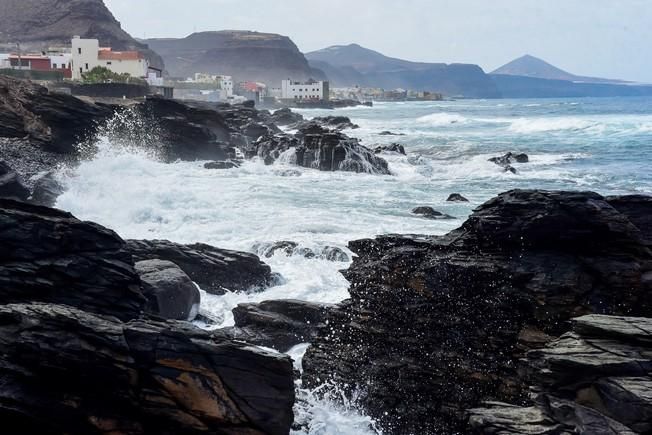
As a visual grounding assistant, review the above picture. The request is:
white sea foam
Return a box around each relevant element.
[416,112,468,126]
[507,117,598,133]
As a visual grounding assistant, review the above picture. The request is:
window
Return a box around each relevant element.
[106,61,112,65]
[79,67,83,74]
[85,63,89,70]
[78,48,82,55]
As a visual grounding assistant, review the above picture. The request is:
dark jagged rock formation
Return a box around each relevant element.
[411,206,455,220]
[218,300,333,352]
[607,194,652,246]
[135,259,200,321]
[0,199,145,321]
[0,0,163,68]
[250,130,390,174]
[447,193,469,202]
[0,75,113,154]
[489,152,529,174]
[269,108,304,126]
[290,116,359,131]
[28,171,65,207]
[253,241,350,262]
[374,143,406,155]
[0,161,30,201]
[469,314,652,434]
[204,160,241,170]
[302,190,652,434]
[0,303,294,435]
[126,239,276,295]
[146,31,321,83]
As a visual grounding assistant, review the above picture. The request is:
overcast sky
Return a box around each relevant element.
[104,0,652,82]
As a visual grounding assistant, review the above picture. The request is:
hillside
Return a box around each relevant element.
[146,31,324,84]
[491,54,627,84]
[0,0,163,68]
[305,44,499,98]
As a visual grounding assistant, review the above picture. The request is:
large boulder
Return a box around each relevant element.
[135,259,201,321]
[0,302,295,435]
[302,190,652,434]
[252,131,390,174]
[269,108,303,126]
[469,314,652,434]
[126,239,276,295]
[290,116,359,131]
[607,194,652,246]
[0,199,145,321]
[219,299,333,352]
[28,171,65,207]
[0,161,30,201]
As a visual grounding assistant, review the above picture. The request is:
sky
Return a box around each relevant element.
[104,0,652,82]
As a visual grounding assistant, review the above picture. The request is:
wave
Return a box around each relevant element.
[507,117,598,134]
[416,112,468,126]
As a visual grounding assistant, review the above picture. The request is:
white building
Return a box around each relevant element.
[281,79,329,101]
[0,53,10,69]
[193,73,234,97]
[71,36,149,80]
[49,53,71,71]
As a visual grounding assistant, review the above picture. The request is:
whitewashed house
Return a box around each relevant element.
[71,36,149,80]
[281,79,329,101]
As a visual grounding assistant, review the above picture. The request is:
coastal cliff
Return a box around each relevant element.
[145,31,323,83]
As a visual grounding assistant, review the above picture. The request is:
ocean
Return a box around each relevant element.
[56,96,652,434]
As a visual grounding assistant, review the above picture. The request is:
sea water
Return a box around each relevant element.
[56,97,652,434]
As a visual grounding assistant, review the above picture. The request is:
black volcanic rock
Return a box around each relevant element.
[0,0,163,69]
[218,300,333,352]
[469,314,652,434]
[411,206,454,219]
[447,193,469,202]
[0,75,113,154]
[126,239,276,295]
[0,199,145,321]
[135,259,201,321]
[28,171,65,207]
[607,195,652,246]
[0,302,294,435]
[204,160,241,170]
[291,116,359,131]
[254,241,350,262]
[146,31,321,84]
[374,143,406,155]
[269,108,304,126]
[0,161,30,201]
[252,131,390,174]
[302,190,652,434]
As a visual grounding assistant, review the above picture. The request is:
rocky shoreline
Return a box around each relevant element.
[1,75,651,434]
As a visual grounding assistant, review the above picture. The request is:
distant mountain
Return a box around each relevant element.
[491,55,627,85]
[146,31,324,84]
[305,44,500,98]
[0,0,163,69]
[491,74,652,98]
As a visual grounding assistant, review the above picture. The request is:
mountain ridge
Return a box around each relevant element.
[305,44,500,98]
[491,54,628,85]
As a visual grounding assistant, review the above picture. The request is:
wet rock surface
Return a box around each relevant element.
[290,115,359,131]
[302,190,652,434]
[374,143,406,155]
[254,241,350,262]
[411,206,455,219]
[204,160,242,170]
[135,259,201,321]
[469,314,652,434]
[447,192,470,202]
[269,108,304,126]
[0,199,145,321]
[489,152,529,174]
[0,303,295,435]
[127,239,276,295]
[218,300,333,352]
[251,131,390,174]
[0,161,30,201]
[28,171,65,207]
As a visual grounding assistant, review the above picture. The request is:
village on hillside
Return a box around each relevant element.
[0,36,443,108]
